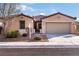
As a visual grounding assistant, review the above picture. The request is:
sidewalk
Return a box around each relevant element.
[0,42,79,48]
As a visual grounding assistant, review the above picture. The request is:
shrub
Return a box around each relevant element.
[0,26,2,34]
[22,33,27,37]
[34,37,41,41]
[6,32,11,38]
[76,25,79,32]
[6,30,19,38]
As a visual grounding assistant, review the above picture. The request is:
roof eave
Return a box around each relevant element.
[42,12,76,20]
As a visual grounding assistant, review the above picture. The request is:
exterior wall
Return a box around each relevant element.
[5,15,34,34]
[42,14,76,34]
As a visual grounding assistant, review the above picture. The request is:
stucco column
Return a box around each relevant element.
[28,23,32,39]
[42,21,46,34]
[71,22,76,34]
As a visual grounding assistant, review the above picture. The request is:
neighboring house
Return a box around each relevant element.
[33,15,46,33]
[75,21,79,32]
[5,13,34,35]
[75,21,79,25]
[42,12,76,34]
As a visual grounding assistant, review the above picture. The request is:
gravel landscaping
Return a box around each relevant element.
[0,34,48,42]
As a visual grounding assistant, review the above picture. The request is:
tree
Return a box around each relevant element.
[0,3,20,34]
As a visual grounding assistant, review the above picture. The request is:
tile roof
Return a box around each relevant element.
[42,12,76,20]
[33,15,46,21]
[0,13,33,20]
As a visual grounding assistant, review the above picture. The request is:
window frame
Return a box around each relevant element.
[19,20,25,29]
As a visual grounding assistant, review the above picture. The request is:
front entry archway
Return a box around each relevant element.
[34,21,41,33]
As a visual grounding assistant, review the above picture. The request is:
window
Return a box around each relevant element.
[20,20,25,29]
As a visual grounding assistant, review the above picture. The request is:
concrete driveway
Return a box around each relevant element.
[47,34,79,45]
[0,34,79,48]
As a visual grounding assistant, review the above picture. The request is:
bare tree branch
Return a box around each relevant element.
[0,3,21,34]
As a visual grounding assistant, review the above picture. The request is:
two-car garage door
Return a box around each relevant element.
[46,22,71,34]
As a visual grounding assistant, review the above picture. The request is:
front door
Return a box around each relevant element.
[35,22,40,33]
[34,21,42,33]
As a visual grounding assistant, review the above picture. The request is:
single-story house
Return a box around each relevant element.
[0,12,77,35]
[5,13,34,35]
[42,12,76,34]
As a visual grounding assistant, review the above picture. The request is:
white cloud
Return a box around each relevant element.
[21,5,26,11]
[52,9,57,13]
[76,17,79,21]
[16,5,34,11]
[40,13,45,15]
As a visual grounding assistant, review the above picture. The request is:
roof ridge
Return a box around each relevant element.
[42,12,76,20]
[0,13,33,19]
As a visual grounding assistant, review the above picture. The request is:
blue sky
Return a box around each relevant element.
[19,3,79,20]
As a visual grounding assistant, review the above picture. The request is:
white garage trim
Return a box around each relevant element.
[46,22,71,34]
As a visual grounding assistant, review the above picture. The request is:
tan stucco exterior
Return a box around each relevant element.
[42,13,76,34]
[5,14,34,34]
[1,13,76,34]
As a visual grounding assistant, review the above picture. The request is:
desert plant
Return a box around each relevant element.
[34,37,41,41]
[76,25,79,32]
[6,30,19,38]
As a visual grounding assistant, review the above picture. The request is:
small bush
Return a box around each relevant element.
[34,37,41,41]
[0,26,2,34]
[22,33,27,37]
[6,30,19,38]
[76,25,79,32]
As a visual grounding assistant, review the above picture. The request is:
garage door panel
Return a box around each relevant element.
[46,22,70,34]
